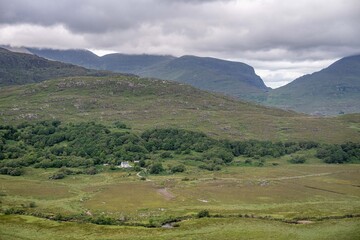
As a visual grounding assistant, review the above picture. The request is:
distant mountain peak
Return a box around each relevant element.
[0,45,33,55]
[265,54,360,115]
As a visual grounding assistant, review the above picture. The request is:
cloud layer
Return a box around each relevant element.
[1,0,359,88]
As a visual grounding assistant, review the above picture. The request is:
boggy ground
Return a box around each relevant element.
[0,162,359,239]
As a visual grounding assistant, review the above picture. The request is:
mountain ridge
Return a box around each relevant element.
[26,47,269,102]
[3,46,360,115]
[0,47,116,86]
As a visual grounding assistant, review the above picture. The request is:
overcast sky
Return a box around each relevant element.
[0,0,359,88]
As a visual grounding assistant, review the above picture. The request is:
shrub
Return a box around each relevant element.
[149,163,164,174]
[170,164,186,173]
[0,167,23,176]
[203,147,234,163]
[109,165,117,170]
[198,164,221,171]
[29,202,37,208]
[256,161,264,167]
[289,156,306,164]
[244,159,252,164]
[49,173,65,180]
[160,152,173,159]
[148,218,161,228]
[91,215,116,225]
[133,165,142,172]
[138,159,146,167]
[114,121,128,129]
[53,213,64,221]
[84,167,97,175]
[4,208,25,215]
[58,168,76,175]
[197,209,210,218]
[182,149,191,155]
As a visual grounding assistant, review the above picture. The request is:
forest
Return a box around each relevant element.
[0,120,359,177]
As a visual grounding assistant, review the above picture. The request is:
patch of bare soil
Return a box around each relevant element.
[297,220,314,224]
[157,188,175,200]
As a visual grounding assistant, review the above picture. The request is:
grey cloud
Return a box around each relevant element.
[1,0,359,51]
[0,0,359,87]
[0,0,154,33]
[160,0,233,3]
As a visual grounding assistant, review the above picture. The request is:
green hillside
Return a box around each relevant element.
[101,53,176,73]
[24,48,360,115]
[139,55,269,101]
[27,48,101,69]
[265,55,360,115]
[0,47,113,86]
[0,75,359,143]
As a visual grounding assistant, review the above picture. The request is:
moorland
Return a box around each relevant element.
[0,49,359,240]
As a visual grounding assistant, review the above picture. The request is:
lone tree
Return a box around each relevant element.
[197,209,210,218]
[149,163,164,174]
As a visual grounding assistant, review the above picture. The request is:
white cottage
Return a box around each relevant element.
[119,161,132,168]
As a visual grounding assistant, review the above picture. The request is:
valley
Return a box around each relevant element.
[0,46,359,240]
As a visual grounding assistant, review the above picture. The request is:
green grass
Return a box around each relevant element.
[1,215,359,240]
[1,164,359,219]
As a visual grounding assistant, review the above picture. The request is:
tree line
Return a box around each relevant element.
[0,121,359,176]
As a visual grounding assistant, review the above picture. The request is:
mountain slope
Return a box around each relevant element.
[139,55,269,101]
[0,75,358,143]
[0,47,113,86]
[100,53,175,73]
[265,55,360,115]
[26,48,268,101]
[28,48,101,69]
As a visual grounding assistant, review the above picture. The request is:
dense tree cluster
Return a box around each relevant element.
[0,121,359,176]
[0,121,146,174]
[316,142,360,163]
[141,128,216,153]
[227,140,319,158]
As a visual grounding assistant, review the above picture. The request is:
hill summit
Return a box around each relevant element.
[0,47,113,86]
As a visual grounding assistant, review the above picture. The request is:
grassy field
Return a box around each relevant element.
[1,215,359,240]
[1,160,359,239]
